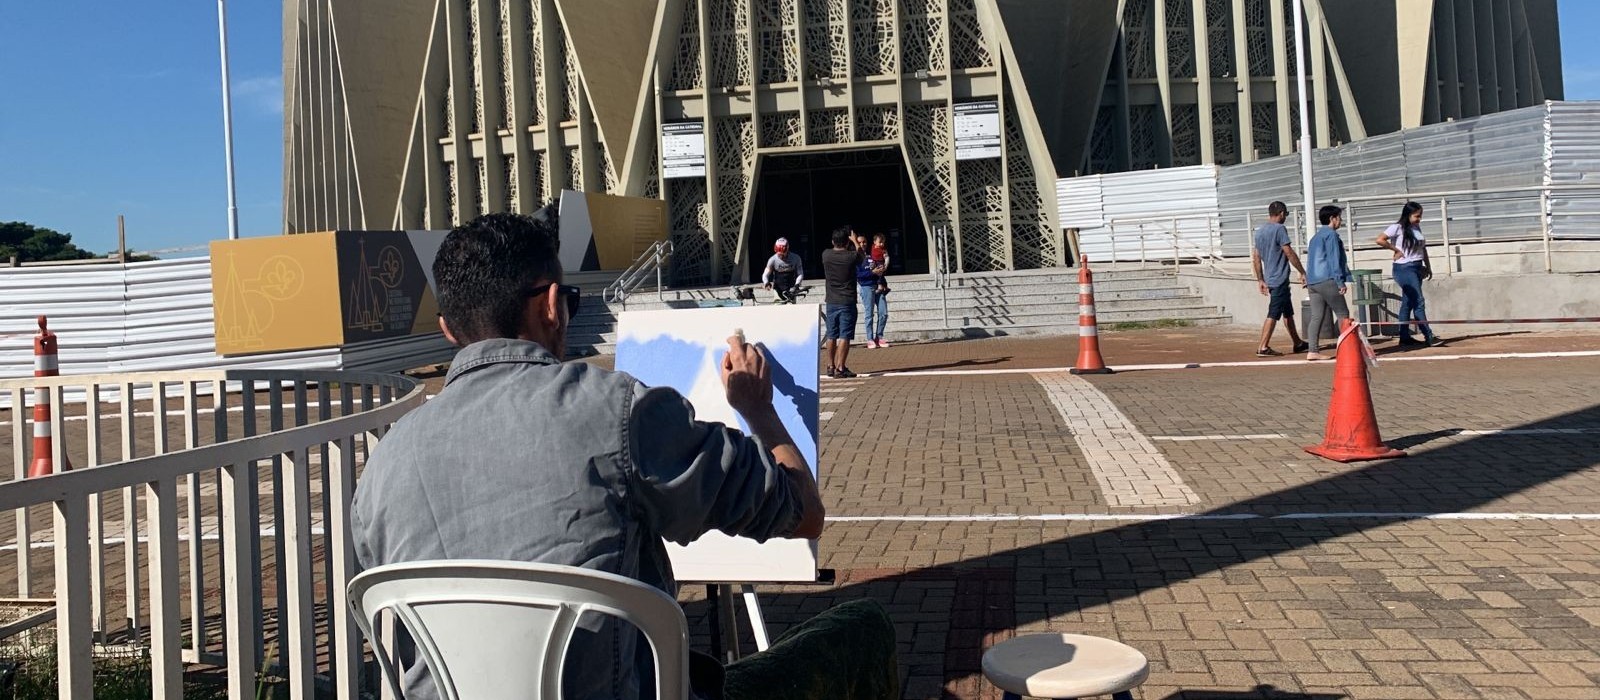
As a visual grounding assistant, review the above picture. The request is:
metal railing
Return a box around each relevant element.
[1103,216,1228,272]
[932,224,953,328]
[603,240,675,306]
[1098,184,1600,276]
[1332,185,1600,275]
[1,369,425,698]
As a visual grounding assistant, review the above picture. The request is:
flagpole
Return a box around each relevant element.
[1292,0,1314,245]
[218,0,241,240]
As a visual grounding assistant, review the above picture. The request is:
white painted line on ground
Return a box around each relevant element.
[1034,373,1200,507]
[1458,428,1596,435]
[847,349,1600,379]
[828,512,1600,523]
[819,411,835,421]
[829,514,1254,522]
[824,387,857,394]
[820,397,846,404]
[1150,433,1287,441]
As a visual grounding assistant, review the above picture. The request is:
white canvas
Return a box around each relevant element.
[615,304,821,583]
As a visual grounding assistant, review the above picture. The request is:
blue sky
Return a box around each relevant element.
[2,3,1597,255]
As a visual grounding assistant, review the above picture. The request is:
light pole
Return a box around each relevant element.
[1291,0,1314,245]
[217,0,241,240]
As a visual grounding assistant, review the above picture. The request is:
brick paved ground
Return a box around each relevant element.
[5,326,1599,698]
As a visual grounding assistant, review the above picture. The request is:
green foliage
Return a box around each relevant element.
[1103,318,1195,331]
[0,646,232,700]
[2,647,151,699]
[0,221,100,263]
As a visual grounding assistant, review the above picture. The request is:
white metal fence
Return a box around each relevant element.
[1,368,425,697]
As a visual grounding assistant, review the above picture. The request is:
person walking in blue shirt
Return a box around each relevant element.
[1303,205,1352,361]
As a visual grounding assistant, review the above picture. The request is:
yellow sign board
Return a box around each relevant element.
[211,230,445,357]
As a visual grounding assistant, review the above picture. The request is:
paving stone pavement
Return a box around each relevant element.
[9,328,1598,698]
[1034,372,1200,508]
[727,350,1600,699]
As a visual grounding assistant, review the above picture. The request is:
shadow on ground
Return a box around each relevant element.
[1162,687,1345,699]
[683,402,1600,698]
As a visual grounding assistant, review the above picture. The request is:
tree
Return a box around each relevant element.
[1,221,101,263]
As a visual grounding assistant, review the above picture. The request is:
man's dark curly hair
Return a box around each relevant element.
[433,203,563,344]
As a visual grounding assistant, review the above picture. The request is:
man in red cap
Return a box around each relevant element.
[761,237,804,304]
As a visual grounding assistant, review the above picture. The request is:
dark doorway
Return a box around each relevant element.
[747,147,928,283]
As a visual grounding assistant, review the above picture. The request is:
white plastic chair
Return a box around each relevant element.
[347,560,691,700]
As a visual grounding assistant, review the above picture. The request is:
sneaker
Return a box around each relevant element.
[836,367,857,379]
[1306,353,1329,361]
[1292,341,1309,354]
[1426,336,1446,346]
[1256,347,1282,357]
[1397,336,1423,347]
[826,366,837,378]
[876,339,890,348]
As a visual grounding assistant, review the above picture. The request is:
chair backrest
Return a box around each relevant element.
[347,560,691,700]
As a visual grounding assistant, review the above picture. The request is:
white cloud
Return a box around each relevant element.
[232,75,283,117]
[616,304,821,347]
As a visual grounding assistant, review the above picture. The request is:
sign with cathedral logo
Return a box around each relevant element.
[334,232,443,344]
[211,230,446,356]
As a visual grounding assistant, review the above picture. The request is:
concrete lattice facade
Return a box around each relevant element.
[285,0,1562,282]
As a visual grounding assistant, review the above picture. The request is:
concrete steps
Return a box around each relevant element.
[568,267,1229,356]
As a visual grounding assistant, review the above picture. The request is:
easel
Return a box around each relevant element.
[701,569,836,663]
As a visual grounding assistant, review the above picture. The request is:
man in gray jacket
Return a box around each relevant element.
[352,210,897,699]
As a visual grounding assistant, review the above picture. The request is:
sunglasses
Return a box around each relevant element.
[528,282,582,318]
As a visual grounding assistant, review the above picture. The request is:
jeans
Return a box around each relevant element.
[860,284,888,340]
[1307,280,1351,352]
[1392,261,1434,340]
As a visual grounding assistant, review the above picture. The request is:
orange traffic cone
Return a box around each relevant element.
[29,315,71,478]
[1070,255,1112,375]
[1305,318,1404,462]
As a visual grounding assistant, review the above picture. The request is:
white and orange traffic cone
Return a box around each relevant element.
[1304,318,1404,462]
[28,315,70,478]
[1070,255,1112,375]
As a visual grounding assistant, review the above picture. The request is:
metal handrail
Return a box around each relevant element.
[1,369,425,698]
[1099,182,1600,275]
[603,239,675,306]
[1103,216,1226,272]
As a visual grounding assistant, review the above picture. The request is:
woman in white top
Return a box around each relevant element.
[1375,201,1441,346]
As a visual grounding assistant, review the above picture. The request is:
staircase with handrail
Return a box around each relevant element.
[603,240,675,306]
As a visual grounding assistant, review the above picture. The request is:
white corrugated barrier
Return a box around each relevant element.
[1,256,453,403]
[1056,165,1221,264]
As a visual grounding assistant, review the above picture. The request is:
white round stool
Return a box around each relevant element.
[981,633,1149,700]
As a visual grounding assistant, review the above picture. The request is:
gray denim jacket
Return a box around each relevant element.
[351,338,802,699]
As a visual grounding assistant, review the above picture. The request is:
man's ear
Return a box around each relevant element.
[530,283,562,331]
[438,315,461,346]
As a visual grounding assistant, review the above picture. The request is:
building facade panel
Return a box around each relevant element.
[286,0,1562,283]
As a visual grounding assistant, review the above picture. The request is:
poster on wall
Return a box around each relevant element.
[661,121,707,178]
[953,100,1001,161]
